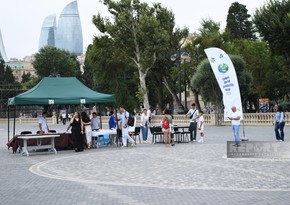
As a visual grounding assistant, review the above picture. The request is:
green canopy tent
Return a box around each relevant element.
[7,77,115,141]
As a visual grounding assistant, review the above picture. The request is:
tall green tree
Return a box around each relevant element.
[33,46,81,78]
[4,65,15,84]
[93,0,177,109]
[84,36,139,112]
[225,2,256,40]
[253,0,290,70]
[21,72,32,84]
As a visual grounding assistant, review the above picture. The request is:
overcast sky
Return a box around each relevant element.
[0,0,266,59]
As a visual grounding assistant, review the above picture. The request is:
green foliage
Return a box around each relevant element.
[0,60,16,85]
[33,46,81,78]
[225,2,256,40]
[92,0,186,108]
[253,0,290,69]
[84,36,139,112]
[21,72,32,84]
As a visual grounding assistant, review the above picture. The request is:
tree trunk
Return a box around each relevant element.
[163,76,183,110]
[139,70,150,109]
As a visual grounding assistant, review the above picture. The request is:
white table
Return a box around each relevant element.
[92,129,117,148]
[18,134,60,156]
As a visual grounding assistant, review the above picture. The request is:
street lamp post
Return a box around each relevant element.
[171,48,189,109]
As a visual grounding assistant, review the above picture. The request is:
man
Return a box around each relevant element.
[228,106,241,146]
[39,111,49,134]
[61,111,66,125]
[91,112,100,131]
[186,103,199,142]
[119,105,134,147]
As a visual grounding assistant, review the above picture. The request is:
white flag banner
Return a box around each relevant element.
[204,47,243,121]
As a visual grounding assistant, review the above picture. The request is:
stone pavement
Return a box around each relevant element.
[0,123,289,205]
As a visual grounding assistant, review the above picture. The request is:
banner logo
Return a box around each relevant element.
[218,63,229,74]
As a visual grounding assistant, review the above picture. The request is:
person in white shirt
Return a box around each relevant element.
[140,109,149,143]
[228,106,241,146]
[274,106,285,141]
[61,111,67,125]
[197,111,205,143]
[147,108,152,124]
[120,105,134,147]
[186,103,200,142]
[38,111,49,134]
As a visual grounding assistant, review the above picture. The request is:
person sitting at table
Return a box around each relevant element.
[38,111,49,134]
[91,112,100,131]
[81,111,92,149]
[70,112,84,152]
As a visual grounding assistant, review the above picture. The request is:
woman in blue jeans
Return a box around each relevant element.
[140,109,149,143]
[275,106,285,141]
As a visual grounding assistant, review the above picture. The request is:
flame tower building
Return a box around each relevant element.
[0,28,8,62]
[38,1,83,55]
[55,0,83,55]
[38,14,57,49]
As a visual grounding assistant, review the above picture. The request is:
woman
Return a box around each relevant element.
[81,111,92,149]
[140,109,149,143]
[70,112,84,152]
[275,106,285,141]
[162,109,172,146]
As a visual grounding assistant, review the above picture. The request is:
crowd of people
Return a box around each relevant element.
[37,103,287,152]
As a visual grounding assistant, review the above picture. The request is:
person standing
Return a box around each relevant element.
[228,106,241,146]
[61,111,66,125]
[119,105,134,147]
[81,111,92,149]
[70,112,84,152]
[162,109,172,146]
[140,109,149,143]
[109,110,117,129]
[197,111,205,143]
[38,111,49,134]
[186,103,199,142]
[275,106,285,141]
[147,108,152,124]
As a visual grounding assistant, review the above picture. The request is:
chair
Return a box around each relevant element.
[172,127,181,143]
[133,127,141,144]
[180,127,190,143]
[150,126,164,144]
[20,131,32,135]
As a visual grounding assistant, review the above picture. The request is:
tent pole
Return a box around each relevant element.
[98,104,102,129]
[13,106,16,137]
[8,106,10,143]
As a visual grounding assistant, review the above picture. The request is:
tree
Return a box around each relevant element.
[253,0,290,70]
[33,46,81,78]
[225,2,256,40]
[93,0,177,109]
[84,36,139,112]
[21,72,32,84]
[4,65,15,84]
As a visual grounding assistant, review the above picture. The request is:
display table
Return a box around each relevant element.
[18,134,60,156]
[92,129,117,148]
[7,133,87,153]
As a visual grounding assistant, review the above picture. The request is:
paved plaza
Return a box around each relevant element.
[0,123,289,205]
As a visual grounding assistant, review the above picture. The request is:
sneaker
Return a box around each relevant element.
[171,143,175,146]
[121,145,126,148]
[198,139,204,143]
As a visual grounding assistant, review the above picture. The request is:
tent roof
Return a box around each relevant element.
[8,77,115,106]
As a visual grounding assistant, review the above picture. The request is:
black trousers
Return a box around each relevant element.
[189,122,197,141]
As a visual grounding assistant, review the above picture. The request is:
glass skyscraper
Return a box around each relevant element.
[0,28,8,62]
[38,1,83,55]
[55,0,83,55]
[38,14,57,49]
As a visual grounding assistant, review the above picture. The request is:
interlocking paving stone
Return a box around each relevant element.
[0,124,289,205]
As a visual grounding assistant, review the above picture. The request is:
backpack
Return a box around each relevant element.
[126,112,135,126]
[162,116,170,129]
